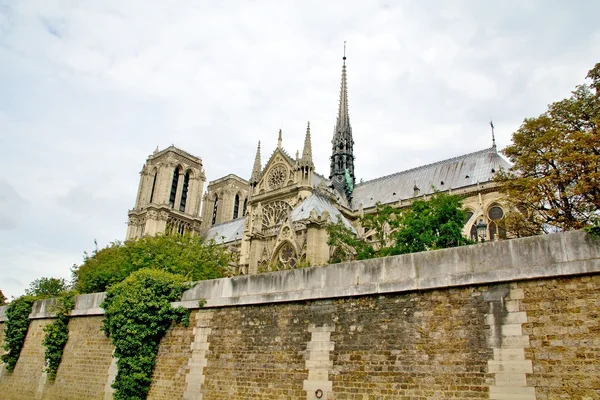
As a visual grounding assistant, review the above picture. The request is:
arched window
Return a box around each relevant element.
[487,205,507,240]
[169,167,181,208]
[211,195,219,225]
[233,193,240,219]
[243,198,248,217]
[179,171,190,212]
[149,171,158,203]
[464,211,474,225]
[470,223,478,242]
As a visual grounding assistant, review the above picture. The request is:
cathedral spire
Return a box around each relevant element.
[330,42,355,200]
[300,121,314,168]
[250,141,262,185]
[336,42,350,130]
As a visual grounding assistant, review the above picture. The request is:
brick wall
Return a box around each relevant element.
[329,289,492,399]
[0,319,50,400]
[147,311,197,399]
[522,275,600,399]
[41,316,114,400]
[200,304,311,399]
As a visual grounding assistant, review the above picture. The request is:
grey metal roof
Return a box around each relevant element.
[312,172,330,187]
[205,218,245,244]
[352,147,510,210]
[291,194,356,232]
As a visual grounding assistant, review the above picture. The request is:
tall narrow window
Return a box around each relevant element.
[233,194,240,219]
[179,171,190,212]
[212,195,219,225]
[169,167,181,208]
[243,198,248,217]
[149,172,158,203]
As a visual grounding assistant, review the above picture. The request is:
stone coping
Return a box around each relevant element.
[0,230,598,321]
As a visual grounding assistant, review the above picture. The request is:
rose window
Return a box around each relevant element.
[278,243,297,269]
[267,165,287,190]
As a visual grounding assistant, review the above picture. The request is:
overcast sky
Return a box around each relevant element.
[0,0,598,298]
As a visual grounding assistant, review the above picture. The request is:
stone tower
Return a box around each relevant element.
[329,49,355,202]
[126,146,206,239]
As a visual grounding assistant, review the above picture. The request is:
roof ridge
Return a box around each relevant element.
[151,145,203,163]
[355,147,496,187]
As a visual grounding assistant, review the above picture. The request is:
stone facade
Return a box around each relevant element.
[0,231,598,400]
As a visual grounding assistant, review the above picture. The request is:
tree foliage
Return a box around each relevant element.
[495,62,600,234]
[328,193,472,263]
[101,269,193,400]
[0,289,6,306]
[1,296,35,372]
[25,277,69,299]
[72,234,231,294]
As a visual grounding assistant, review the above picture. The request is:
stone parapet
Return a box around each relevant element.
[1,230,598,322]
[177,230,599,308]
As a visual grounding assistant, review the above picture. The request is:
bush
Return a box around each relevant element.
[1,296,35,372]
[73,234,230,294]
[101,269,194,400]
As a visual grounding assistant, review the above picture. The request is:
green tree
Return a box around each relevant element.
[0,289,6,305]
[72,234,231,294]
[495,62,600,235]
[25,277,69,299]
[394,193,473,254]
[328,193,472,262]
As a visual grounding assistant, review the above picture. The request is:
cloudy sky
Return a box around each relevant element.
[0,0,598,298]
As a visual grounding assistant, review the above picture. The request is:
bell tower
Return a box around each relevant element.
[126,146,206,239]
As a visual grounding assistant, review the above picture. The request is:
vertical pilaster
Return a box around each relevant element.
[103,351,118,400]
[303,324,335,400]
[183,311,214,400]
[174,171,185,210]
[34,368,47,400]
[485,283,536,400]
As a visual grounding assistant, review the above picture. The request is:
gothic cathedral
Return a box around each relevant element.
[127,55,510,274]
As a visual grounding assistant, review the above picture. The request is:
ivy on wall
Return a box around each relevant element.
[42,292,76,381]
[1,296,35,372]
[101,268,193,400]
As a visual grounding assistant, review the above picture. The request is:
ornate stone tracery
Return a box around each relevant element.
[276,242,297,269]
[262,201,291,228]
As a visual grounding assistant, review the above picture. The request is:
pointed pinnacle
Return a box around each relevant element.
[301,121,314,168]
[336,60,350,131]
[250,141,262,183]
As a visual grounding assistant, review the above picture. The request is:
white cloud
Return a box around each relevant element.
[0,0,599,298]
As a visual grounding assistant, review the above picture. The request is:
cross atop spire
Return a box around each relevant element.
[250,141,262,185]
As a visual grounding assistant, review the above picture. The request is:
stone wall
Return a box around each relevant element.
[0,231,598,399]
